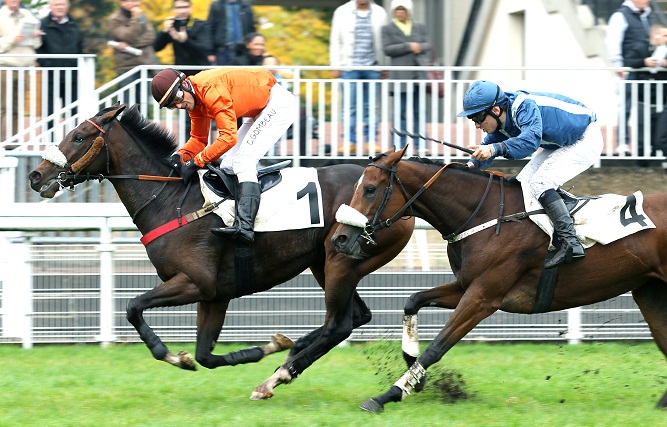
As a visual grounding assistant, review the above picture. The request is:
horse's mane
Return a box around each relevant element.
[114,105,179,160]
[403,156,520,186]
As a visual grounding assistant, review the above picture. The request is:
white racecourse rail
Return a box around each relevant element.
[0,203,650,349]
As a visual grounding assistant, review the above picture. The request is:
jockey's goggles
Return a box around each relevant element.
[165,89,184,109]
[468,109,489,124]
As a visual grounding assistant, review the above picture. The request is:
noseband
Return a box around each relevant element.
[54,118,111,191]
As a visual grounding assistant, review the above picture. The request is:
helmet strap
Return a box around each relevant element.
[487,106,503,131]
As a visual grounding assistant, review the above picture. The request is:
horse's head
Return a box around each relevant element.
[29,104,126,198]
[332,146,409,258]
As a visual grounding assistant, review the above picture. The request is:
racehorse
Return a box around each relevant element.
[28,104,414,400]
[331,146,667,412]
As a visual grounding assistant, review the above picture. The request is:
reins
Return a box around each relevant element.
[49,114,220,245]
[360,161,449,244]
[361,160,521,245]
[58,119,184,189]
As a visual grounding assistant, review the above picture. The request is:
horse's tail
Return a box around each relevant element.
[401,314,420,367]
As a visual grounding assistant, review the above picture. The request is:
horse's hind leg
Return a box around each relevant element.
[194,299,295,369]
[632,280,667,408]
[126,273,203,370]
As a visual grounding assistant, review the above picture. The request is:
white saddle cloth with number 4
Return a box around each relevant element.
[521,183,656,248]
[198,167,325,231]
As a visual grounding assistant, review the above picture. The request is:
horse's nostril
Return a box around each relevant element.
[335,234,348,246]
[29,171,41,184]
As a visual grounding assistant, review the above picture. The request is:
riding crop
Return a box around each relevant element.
[391,128,474,154]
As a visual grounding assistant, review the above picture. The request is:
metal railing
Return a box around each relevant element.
[2,59,666,161]
[0,205,650,348]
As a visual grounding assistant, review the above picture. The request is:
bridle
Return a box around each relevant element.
[359,159,499,245]
[47,117,184,220]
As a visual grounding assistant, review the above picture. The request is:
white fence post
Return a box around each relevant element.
[566,307,583,345]
[1,234,33,349]
[95,219,116,347]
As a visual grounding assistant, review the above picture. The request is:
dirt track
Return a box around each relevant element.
[495,165,667,197]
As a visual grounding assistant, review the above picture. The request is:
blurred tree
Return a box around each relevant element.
[23,1,335,88]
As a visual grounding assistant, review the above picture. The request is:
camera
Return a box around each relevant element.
[173,18,187,31]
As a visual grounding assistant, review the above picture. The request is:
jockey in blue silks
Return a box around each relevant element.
[458,80,603,268]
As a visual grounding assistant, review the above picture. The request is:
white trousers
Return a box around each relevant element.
[516,121,604,200]
[219,83,296,183]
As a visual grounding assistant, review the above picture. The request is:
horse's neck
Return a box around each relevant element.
[106,133,191,226]
[410,166,499,234]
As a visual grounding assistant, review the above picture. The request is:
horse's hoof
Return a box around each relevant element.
[249,389,274,400]
[359,398,384,414]
[272,333,295,350]
[178,350,197,371]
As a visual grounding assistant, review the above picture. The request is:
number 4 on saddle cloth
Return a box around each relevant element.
[199,162,325,232]
[521,184,656,248]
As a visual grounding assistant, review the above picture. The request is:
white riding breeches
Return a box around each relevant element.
[516,121,603,200]
[219,83,296,183]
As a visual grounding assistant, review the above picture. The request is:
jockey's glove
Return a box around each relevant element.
[180,159,198,184]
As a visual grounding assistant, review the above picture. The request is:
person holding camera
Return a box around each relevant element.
[154,0,211,72]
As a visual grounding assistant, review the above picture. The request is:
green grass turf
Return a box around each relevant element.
[0,341,664,426]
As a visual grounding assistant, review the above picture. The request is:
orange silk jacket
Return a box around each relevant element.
[177,67,277,166]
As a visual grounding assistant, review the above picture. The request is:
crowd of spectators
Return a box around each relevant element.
[2,0,667,161]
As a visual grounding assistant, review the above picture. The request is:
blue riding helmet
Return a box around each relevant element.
[457,80,507,117]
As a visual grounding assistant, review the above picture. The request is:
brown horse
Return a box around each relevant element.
[28,104,414,400]
[332,146,667,412]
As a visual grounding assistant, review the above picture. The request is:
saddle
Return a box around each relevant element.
[202,160,291,199]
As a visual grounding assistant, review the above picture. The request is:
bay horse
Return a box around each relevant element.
[28,104,414,400]
[331,146,667,412]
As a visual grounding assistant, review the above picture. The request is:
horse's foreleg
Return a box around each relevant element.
[362,289,498,413]
[251,286,357,400]
[631,280,667,408]
[194,300,295,370]
[401,281,465,370]
[126,273,202,370]
[283,291,371,363]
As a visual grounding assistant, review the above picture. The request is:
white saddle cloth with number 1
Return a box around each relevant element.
[198,167,325,231]
[521,183,656,248]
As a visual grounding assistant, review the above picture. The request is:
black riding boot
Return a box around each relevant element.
[211,182,261,242]
[539,189,585,268]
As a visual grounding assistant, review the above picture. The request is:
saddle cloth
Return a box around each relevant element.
[520,183,655,248]
[198,167,325,231]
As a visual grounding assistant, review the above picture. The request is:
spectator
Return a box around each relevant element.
[154,0,211,73]
[606,0,656,155]
[150,67,296,242]
[262,54,286,81]
[330,0,388,154]
[625,23,667,165]
[108,0,156,107]
[206,0,256,66]
[36,0,83,133]
[229,32,265,66]
[0,0,41,143]
[154,0,211,140]
[381,0,431,150]
[654,25,667,156]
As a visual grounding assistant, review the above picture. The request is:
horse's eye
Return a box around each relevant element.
[74,135,84,144]
[364,185,377,196]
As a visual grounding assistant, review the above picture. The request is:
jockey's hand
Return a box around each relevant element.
[469,145,493,162]
[180,159,198,184]
[166,153,182,171]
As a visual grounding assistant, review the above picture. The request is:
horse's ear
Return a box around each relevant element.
[99,104,127,125]
[396,145,409,160]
